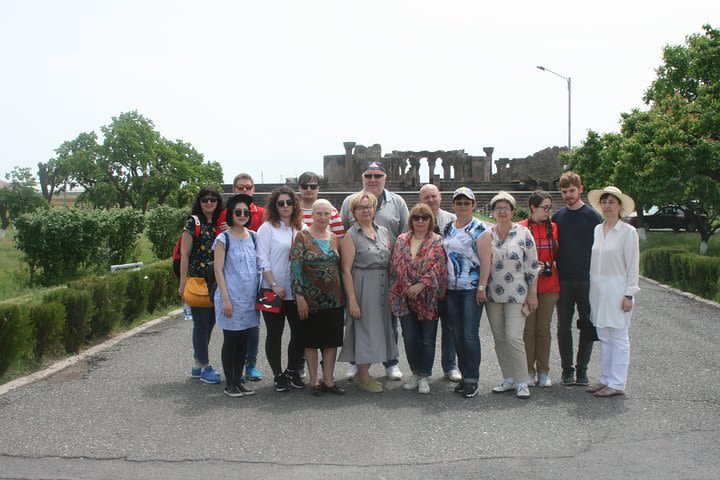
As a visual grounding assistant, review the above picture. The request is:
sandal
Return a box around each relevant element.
[323,382,347,395]
[594,386,624,397]
[310,383,325,397]
[586,382,607,393]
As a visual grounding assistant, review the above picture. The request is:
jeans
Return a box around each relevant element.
[263,300,305,375]
[556,280,594,373]
[445,289,483,382]
[382,316,400,368]
[399,313,438,377]
[191,306,216,365]
[438,301,458,373]
[245,326,259,365]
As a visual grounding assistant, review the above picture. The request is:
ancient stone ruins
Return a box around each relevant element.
[322,142,566,191]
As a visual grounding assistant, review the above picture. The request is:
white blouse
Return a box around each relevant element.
[256,220,305,300]
[589,221,640,328]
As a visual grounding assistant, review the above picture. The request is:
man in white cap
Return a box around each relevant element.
[419,184,461,382]
[340,161,409,380]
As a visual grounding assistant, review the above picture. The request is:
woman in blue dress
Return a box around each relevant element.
[213,194,261,398]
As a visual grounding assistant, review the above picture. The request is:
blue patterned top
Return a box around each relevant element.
[487,224,541,303]
[443,218,491,290]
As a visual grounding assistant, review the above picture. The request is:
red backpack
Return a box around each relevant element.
[172,215,201,278]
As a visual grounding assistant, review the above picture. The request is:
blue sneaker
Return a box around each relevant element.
[200,365,221,384]
[190,366,202,378]
[245,363,263,381]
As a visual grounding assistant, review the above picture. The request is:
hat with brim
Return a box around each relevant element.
[490,191,516,210]
[587,186,635,216]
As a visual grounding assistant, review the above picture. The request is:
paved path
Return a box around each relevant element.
[1,278,718,479]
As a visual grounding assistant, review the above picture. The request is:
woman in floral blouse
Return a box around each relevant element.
[486,191,541,400]
[390,203,448,394]
[290,199,346,396]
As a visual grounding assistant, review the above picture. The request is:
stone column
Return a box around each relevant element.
[409,158,421,188]
[483,147,494,182]
[343,142,356,179]
[427,157,437,183]
[441,158,451,180]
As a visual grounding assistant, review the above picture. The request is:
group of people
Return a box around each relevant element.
[178,164,639,400]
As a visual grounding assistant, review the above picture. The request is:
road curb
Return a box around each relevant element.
[640,275,720,309]
[0,308,181,396]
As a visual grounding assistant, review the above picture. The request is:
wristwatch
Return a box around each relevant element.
[624,295,633,300]
[477,285,486,291]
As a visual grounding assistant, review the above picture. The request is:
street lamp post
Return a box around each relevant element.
[537,65,571,150]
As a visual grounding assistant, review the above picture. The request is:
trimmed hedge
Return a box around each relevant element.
[0,304,33,375]
[0,261,181,376]
[640,247,720,302]
[145,205,188,261]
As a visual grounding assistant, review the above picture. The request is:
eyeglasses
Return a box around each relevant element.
[234,185,254,192]
[354,205,374,212]
[493,206,512,212]
[453,200,473,207]
[412,214,430,222]
[300,184,319,190]
[276,199,295,208]
[233,209,251,217]
[363,173,385,179]
[200,197,218,204]
[539,205,553,211]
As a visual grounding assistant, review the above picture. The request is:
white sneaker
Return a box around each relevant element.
[418,377,430,394]
[386,365,403,381]
[345,364,358,380]
[537,372,552,387]
[492,379,516,393]
[527,374,537,387]
[516,384,530,399]
[403,374,419,390]
[444,370,462,382]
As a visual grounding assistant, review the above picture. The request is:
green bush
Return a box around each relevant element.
[669,254,720,300]
[124,270,151,322]
[70,277,121,337]
[29,302,65,361]
[146,260,180,308]
[98,208,146,267]
[106,271,130,322]
[14,208,104,285]
[45,289,94,354]
[640,248,688,284]
[145,205,189,261]
[0,304,33,375]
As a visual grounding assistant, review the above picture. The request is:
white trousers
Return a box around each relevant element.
[596,312,631,391]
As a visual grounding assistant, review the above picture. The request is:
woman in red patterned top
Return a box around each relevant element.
[518,191,559,388]
[390,203,448,394]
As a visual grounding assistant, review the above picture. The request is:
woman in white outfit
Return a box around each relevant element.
[587,186,640,397]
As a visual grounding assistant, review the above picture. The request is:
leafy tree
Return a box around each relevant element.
[564,24,720,253]
[0,167,47,229]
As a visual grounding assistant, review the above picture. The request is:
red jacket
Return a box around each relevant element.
[519,219,559,294]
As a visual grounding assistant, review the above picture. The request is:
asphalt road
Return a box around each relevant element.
[1,278,718,480]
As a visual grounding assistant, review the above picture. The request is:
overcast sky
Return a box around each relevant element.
[0,1,715,185]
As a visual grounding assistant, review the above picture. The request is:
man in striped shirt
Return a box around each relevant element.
[298,171,345,238]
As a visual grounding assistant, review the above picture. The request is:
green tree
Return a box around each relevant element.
[565,24,719,253]
[0,167,47,229]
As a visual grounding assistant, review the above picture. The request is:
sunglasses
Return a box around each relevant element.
[233,209,251,217]
[412,215,431,222]
[300,184,319,190]
[276,199,295,208]
[234,185,254,192]
[363,173,385,179]
[354,205,373,212]
[453,200,473,206]
[200,197,218,204]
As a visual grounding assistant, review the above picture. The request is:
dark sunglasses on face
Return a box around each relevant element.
[363,173,385,179]
[233,209,251,217]
[412,215,430,222]
[276,199,295,208]
[200,197,218,204]
[235,185,253,192]
[300,184,319,190]
[453,200,473,206]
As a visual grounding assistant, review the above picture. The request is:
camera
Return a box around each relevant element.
[542,261,553,277]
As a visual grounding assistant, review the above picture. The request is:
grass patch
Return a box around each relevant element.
[639,231,720,257]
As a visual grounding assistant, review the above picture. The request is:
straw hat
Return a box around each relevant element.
[587,186,635,216]
[490,190,516,209]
